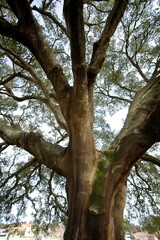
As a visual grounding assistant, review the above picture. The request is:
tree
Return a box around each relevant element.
[0,0,159,239]
[141,215,160,240]
[124,219,139,235]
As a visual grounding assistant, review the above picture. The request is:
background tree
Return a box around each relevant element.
[124,219,139,235]
[141,215,160,240]
[0,0,159,240]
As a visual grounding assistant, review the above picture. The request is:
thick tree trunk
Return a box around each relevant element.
[64,127,98,239]
[64,146,127,240]
[63,82,129,239]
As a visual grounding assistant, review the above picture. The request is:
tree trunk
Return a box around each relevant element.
[64,144,127,240]
[63,84,129,240]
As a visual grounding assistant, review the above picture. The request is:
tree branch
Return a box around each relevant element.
[134,163,151,191]
[0,87,46,103]
[0,72,19,85]
[32,5,68,37]
[63,0,88,104]
[0,142,9,153]
[63,0,85,67]
[141,153,160,167]
[6,0,33,25]
[96,85,131,103]
[0,158,38,188]
[125,37,149,82]
[151,57,160,80]
[110,77,160,149]
[87,0,128,83]
[108,77,160,183]
[0,119,68,177]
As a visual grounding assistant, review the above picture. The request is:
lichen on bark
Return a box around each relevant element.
[89,150,114,214]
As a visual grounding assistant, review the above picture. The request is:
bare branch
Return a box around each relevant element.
[96,85,131,104]
[0,158,38,188]
[141,153,160,167]
[0,73,20,85]
[125,37,149,82]
[0,88,46,103]
[151,57,160,80]
[134,163,151,191]
[0,142,9,153]
[32,5,68,37]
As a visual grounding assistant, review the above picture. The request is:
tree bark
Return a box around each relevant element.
[64,149,127,240]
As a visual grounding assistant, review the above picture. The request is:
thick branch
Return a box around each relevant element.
[63,0,89,109]
[87,0,128,82]
[0,119,67,177]
[63,0,85,67]
[110,77,160,149]
[0,72,19,85]
[108,78,160,184]
[6,0,33,25]
[0,18,22,43]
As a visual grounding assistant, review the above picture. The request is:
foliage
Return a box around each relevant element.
[126,157,160,220]
[140,215,160,239]
[124,219,140,234]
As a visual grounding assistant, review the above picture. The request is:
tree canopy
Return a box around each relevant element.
[0,0,160,238]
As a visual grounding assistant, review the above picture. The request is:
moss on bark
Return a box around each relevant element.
[89,150,115,213]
